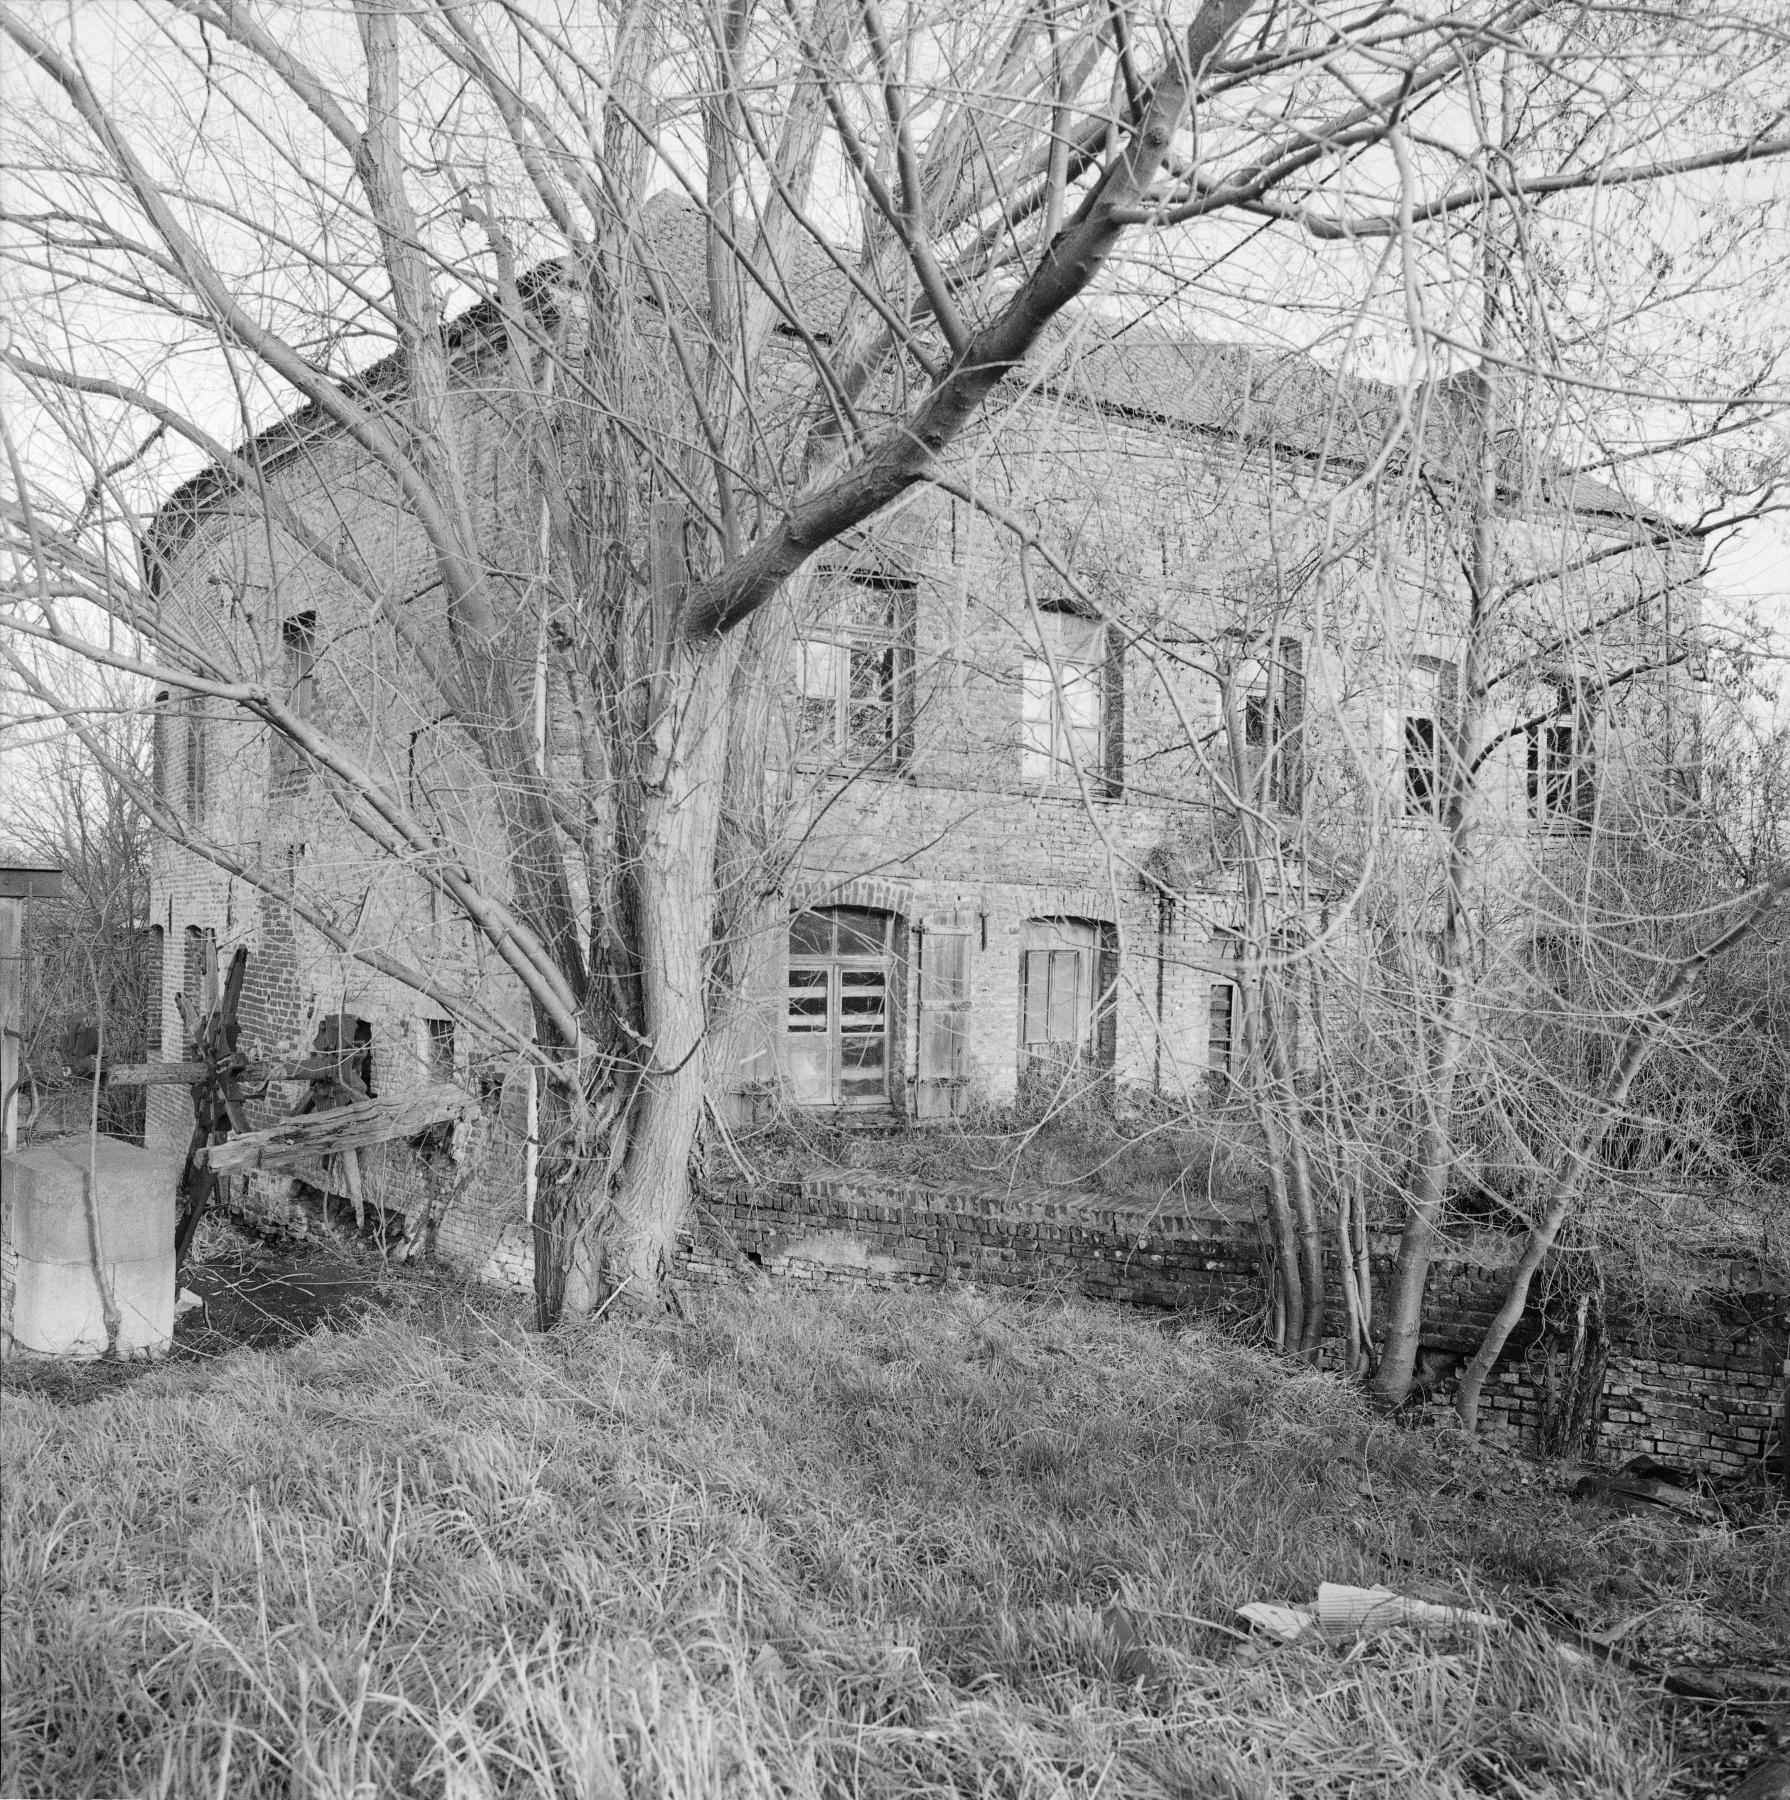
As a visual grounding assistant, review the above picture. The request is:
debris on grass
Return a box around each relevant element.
[1238,1582,1503,1645]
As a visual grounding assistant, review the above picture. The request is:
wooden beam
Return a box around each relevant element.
[200,1086,477,1173]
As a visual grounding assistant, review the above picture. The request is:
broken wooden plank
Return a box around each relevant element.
[199,1087,477,1173]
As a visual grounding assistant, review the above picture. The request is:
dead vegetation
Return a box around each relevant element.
[730,1092,1266,1214]
[3,1282,1784,1798]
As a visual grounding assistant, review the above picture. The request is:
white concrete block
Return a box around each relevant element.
[1,1138,178,1359]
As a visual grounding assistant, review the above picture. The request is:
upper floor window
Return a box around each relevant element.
[270,612,318,797]
[184,698,209,825]
[795,581,912,770]
[1402,659,1456,819]
[1527,689,1595,827]
[151,689,171,801]
[1235,636,1303,810]
[1022,610,1119,793]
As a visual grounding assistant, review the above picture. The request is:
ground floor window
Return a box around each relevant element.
[1207,982,1235,1076]
[1019,917,1107,1073]
[785,906,895,1108]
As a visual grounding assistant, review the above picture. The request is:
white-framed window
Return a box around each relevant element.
[1401,660,1454,819]
[1234,637,1304,810]
[1527,688,1595,826]
[1021,611,1106,787]
[422,1016,456,1081]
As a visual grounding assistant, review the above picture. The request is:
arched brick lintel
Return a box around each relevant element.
[787,874,917,920]
[1020,884,1118,925]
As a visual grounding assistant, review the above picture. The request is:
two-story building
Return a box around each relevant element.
[140,199,1702,1281]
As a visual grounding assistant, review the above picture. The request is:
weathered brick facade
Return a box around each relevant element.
[142,200,1707,1330]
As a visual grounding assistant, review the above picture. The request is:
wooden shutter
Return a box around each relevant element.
[1102,625,1125,799]
[916,929,971,1119]
[1094,928,1119,1074]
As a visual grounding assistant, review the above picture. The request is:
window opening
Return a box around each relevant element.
[270,612,318,796]
[1021,611,1105,786]
[184,698,208,824]
[1207,982,1235,1076]
[784,907,895,1109]
[151,690,170,799]
[795,583,908,767]
[1206,928,1242,1078]
[1527,692,1595,825]
[1236,637,1303,809]
[1404,716,1439,816]
[1401,659,1454,819]
[424,1017,455,1081]
[1019,917,1106,1077]
[916,925,972,1120]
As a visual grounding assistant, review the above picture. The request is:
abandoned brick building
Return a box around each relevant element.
[141,199,1702,1284]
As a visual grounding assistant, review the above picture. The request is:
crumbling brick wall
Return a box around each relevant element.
[676,1172,1787,1475]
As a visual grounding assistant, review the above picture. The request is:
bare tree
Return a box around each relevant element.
[2,0,1786,1328]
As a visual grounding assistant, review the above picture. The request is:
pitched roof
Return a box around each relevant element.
[145,194,1666,573]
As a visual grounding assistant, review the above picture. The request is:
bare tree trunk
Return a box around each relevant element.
[1370,353,1498,1407]
[599,644,736,1309]
[1223,673,1322,1352]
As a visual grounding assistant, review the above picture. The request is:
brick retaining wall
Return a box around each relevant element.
[680,1173,1787,1476]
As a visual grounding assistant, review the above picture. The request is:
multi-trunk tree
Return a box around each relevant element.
[2,0,1786,1334]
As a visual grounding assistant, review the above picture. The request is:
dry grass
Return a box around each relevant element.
[736,1093,1264,1211]
[3,1281,1783,1798]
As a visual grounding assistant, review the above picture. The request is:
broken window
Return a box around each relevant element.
[794,582,911,768]
[1527,691,1596,826]
[784,907,896,1109]
[181,925,215,1051]
[1235,637,1304,810]
[1021,611,1111,790]
[1401,659,1455,819]
[270,612,318,796]
[423,1017,455,1081]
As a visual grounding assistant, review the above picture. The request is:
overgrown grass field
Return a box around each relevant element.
[3,1282,1784,1797]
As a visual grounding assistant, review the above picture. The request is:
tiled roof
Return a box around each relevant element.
[145,195,1664,570]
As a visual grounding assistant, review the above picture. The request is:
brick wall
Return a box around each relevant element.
[140,284,1709,1323]
[675,1171,1787,1476]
